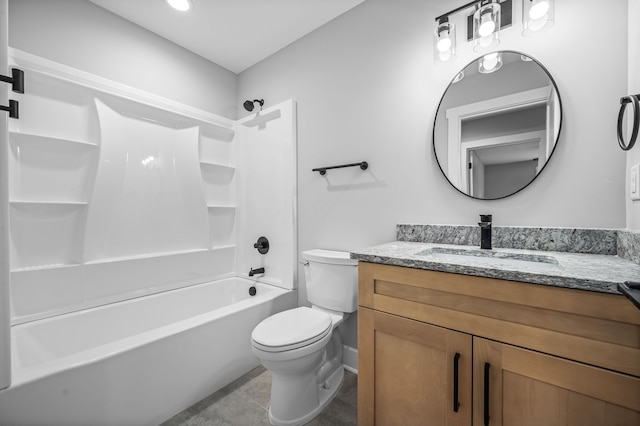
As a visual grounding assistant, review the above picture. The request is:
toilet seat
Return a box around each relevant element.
[251,307,332,353]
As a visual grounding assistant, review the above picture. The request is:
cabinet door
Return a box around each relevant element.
[474,337,640,426]
[359,307,472,426]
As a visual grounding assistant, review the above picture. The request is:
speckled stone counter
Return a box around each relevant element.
[396,224,619,255]
[618,229,640,265]
[350,241,640,294]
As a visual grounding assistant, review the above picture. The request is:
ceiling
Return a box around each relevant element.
[89,0,366,74]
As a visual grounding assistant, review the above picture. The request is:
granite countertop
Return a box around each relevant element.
[351,241,640,294]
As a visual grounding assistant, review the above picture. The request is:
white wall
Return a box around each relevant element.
[8,0,238,119]
[0,0,11,391]
[238,0,630,348]
[628,0,640,230]
[239,0,629,244]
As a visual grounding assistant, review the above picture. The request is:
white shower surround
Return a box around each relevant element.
[5,48,297,325]
[0,48,298,419]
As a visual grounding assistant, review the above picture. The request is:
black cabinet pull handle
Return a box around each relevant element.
[453,353,460,412]
[483,362,491,426]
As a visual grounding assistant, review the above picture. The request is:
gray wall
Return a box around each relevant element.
[239,0,628,248]
[484,160,538,199]
[238,0,630,348]
[628,0,640,230]
[9,0,238,119]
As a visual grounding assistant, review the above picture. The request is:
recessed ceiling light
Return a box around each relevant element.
[166,0,192,12]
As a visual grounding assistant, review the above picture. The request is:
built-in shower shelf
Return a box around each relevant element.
[10,200,88,206]
[9,131,98,147]
[11,263,82,273]
[83,248,211,265]
[211,244,236,251]
[207,205,236,209]
[199,161,235,171]
[200,123,235,143]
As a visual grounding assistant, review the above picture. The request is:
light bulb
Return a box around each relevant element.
[478,36,494,48]
[529,1,549,20]
[479,52,503,73]
[437,35,452,52]
[527,18,547,32]
[479,13,496,37]
[439,50,452,62]
[482,53,499,71]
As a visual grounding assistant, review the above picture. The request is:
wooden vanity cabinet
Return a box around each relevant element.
[358,262,640,426]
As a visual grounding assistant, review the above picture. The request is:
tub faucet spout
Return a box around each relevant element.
[249,267,265,277]
[478,214,492,250]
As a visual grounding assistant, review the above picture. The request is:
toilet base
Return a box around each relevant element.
[268,366,344,426]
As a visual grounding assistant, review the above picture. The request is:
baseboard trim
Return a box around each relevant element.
[342,345,358,374]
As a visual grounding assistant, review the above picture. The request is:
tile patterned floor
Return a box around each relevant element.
[161,366,357,426]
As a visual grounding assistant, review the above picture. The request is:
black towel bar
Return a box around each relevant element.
[312,161,368,175]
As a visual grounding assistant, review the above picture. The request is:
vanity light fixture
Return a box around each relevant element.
[433,0,508,64]
[433,0,554,65]
[433,17,457,64]
[473,1,501,52]
[166,0,192,12]
[522,0,555,35]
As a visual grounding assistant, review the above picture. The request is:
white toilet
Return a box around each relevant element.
[251,249,358,426]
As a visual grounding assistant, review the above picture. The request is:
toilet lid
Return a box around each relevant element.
[252,307,332,352]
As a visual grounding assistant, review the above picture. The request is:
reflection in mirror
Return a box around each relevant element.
[433,51,562,199]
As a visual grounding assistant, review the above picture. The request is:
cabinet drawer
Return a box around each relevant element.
[358,262,640,377]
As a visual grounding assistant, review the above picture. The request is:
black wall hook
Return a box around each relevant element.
[0,99,19,119]
[617,94,639,151]
[0,68,25,93]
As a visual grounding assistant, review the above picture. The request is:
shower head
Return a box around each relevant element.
[243,99,264,112]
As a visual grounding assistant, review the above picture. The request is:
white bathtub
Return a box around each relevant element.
[0,277,295,425]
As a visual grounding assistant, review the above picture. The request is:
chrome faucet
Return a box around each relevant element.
[478,214,492,250]
[249,267,265,277]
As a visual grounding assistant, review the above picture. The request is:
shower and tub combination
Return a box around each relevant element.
[0,49,298,425]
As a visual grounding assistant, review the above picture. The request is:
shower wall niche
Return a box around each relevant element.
[7,50,240,324]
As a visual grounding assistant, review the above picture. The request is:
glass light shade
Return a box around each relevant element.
[473,2,500,52]
[433,21,457,64]
[478,52,503,73]
[522,0,555,35]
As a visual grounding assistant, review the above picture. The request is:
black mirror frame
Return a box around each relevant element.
[432,50,563,200]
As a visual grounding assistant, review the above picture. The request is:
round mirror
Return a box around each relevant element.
[433,51,562,200]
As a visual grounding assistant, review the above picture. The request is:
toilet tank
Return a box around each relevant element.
[302,249,358,313]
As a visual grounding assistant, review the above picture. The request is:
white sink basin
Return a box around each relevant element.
[416,247,561,271]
